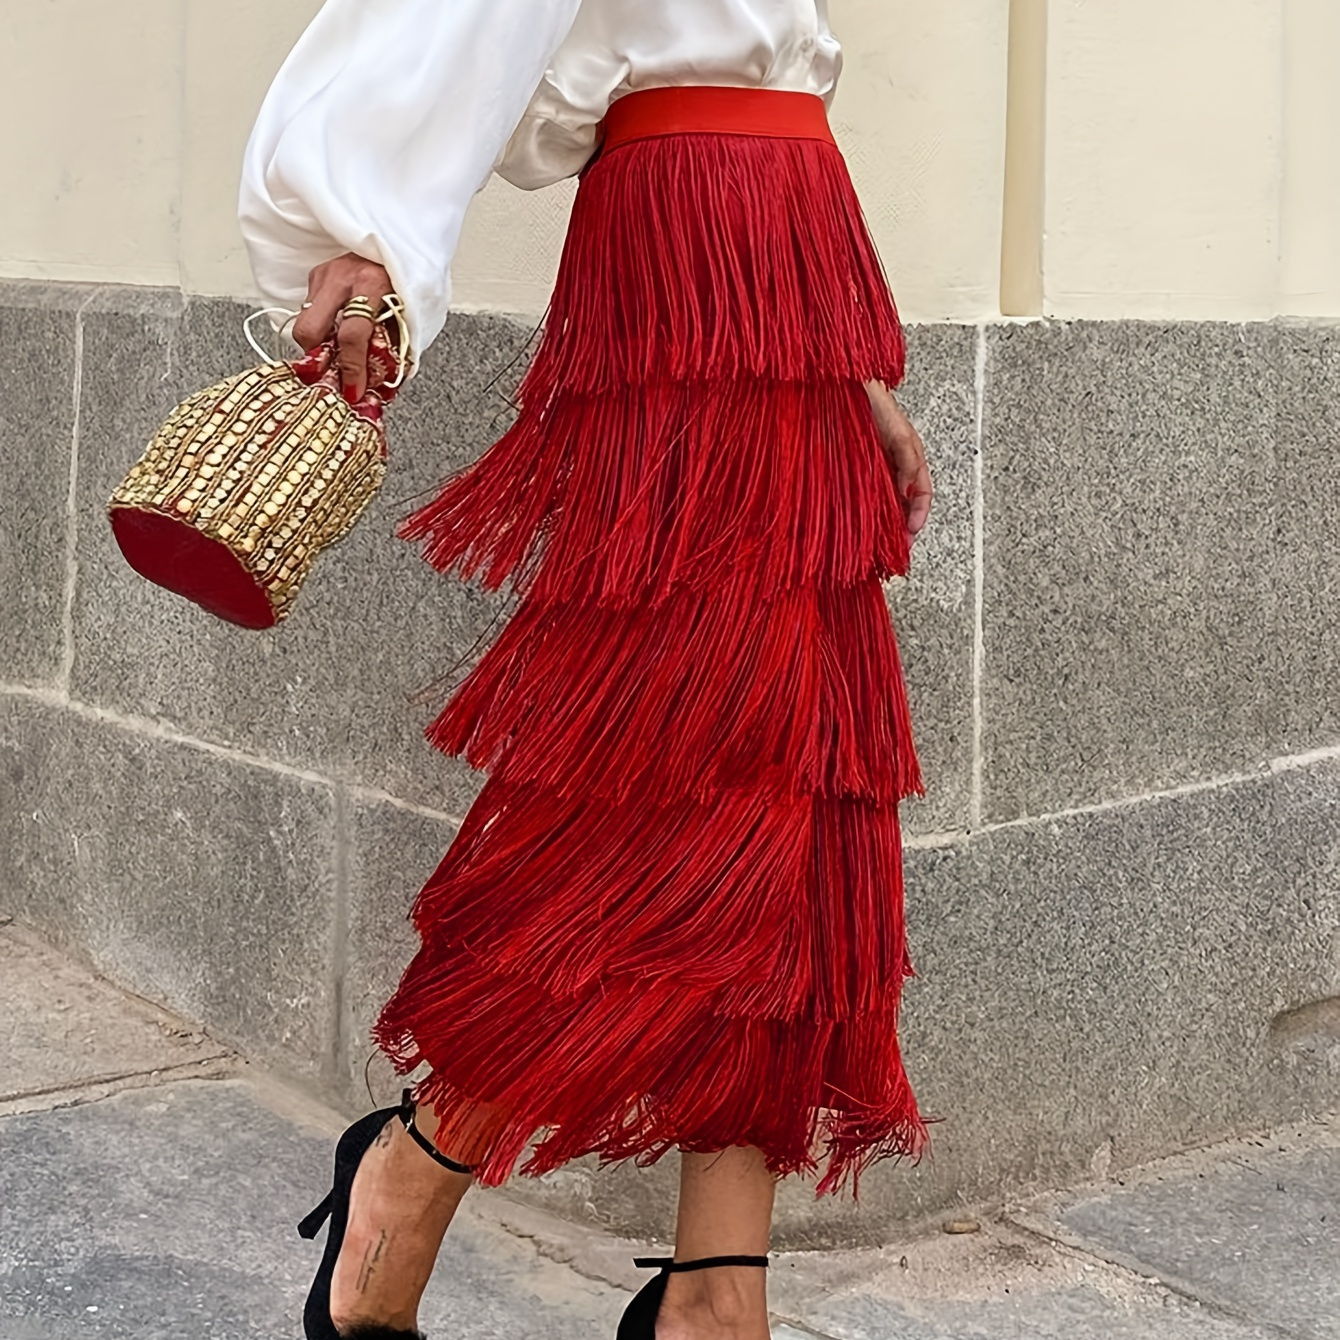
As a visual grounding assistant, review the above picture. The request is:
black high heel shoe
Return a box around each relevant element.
[297,1088,473,1340]
[616,1254,770,1339]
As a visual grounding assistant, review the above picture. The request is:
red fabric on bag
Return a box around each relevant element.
[379,89,927,1195]
[109,509,278,629]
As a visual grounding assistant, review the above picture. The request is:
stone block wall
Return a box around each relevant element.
[1,280,1337,1247]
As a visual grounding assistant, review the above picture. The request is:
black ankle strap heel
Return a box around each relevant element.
[633,1254,771,1272]
[396,1089,474,1176]
[295,1092,474,1340]
[616,1254,769,1338]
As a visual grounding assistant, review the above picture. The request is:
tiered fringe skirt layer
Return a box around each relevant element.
[375,126,928,1195]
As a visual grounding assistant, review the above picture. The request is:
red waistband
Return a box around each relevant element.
[600,87,836,152]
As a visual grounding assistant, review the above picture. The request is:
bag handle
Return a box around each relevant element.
[243,308,300,364]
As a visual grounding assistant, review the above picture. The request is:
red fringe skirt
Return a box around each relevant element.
[375,87,928,1195]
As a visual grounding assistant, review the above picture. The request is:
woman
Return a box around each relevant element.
[241,3,934,1337]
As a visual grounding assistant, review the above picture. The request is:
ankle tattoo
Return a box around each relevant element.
[355,1230,389,1294]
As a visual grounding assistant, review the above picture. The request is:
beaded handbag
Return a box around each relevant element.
[107,305,406,629]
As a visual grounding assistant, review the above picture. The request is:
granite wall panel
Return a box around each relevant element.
[0,288,83,686]
[980,321,1278,824]
[0,692,338,1077]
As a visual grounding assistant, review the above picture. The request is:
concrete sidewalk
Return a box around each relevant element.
[1,920,1335,1340]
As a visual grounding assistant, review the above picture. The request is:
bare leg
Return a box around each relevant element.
[657,1147,776,1340]
[328,1104,473,1334]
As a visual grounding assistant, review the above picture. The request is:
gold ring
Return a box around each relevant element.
[341,296,378,323]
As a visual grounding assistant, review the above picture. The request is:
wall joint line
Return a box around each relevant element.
[327,785,352,1096]
[57,299,93,700]
[968,324,989,831]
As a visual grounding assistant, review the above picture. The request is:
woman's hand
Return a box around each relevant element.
[866,380,933,540]
[292,252,395,403]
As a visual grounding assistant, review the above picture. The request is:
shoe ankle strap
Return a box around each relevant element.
[634,1254,770,1272]
[398,1089,474,1176]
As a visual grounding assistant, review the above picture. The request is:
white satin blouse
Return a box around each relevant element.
[239,0,843,363]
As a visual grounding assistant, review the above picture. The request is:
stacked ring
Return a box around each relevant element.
[341,295,379,323]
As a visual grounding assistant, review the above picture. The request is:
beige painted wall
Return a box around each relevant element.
[1280,0,1340,316]
[1,0,322,293]
[1043,0,1340,320]
[1044,0,1283,319]
[5,1,186,288]
[1,2,1337,323]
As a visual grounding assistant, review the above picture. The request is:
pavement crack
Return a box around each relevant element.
[0,1054,239,1116]
[768,1313,844,1340]
[1004,1210,1312,1340]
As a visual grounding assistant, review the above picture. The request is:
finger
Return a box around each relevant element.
[891,433,927,495]
[904,465,934,538]
[293,276,346,352]
[336,315,375,403]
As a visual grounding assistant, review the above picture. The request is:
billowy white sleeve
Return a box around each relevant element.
[239,0,583,366]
